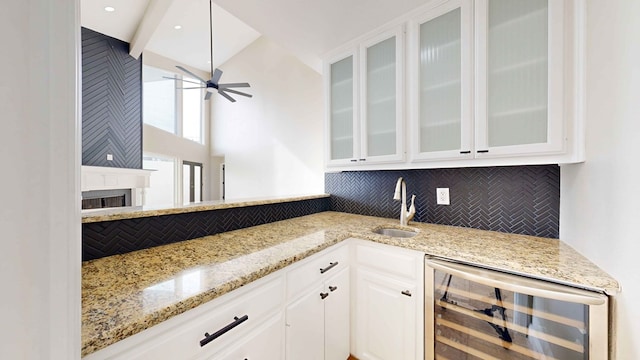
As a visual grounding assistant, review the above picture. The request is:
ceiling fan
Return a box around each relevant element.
[174,0,252,102]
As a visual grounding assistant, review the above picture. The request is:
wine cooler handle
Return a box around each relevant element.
[425,258,606,305]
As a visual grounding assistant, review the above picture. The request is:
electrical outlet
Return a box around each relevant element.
[436,188,450,205]
[106,154,113,161]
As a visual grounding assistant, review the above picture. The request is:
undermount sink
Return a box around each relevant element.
[373,228,418,238]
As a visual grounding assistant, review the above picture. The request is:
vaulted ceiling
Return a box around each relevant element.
[81,0,431,74]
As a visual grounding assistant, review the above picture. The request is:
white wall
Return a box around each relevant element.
[560,0,640,358]
[0,0,80,358]
[211,36,324,200]
[142,51,213,201]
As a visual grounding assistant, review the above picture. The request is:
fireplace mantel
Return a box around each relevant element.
[81,166,153,192]
[82,166,153,207]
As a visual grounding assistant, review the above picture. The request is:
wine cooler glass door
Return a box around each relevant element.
[425,258,608,360]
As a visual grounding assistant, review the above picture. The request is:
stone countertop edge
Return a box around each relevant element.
[81,211,620,357]
[81,194,330,223]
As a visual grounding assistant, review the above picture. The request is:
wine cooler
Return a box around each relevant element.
[425,258,609,359]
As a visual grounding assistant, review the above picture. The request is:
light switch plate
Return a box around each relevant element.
[436,188,450,205]
[106,154,113,161]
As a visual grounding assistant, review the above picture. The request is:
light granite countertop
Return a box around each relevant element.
[81,194,330,223]
[82,211,620,357]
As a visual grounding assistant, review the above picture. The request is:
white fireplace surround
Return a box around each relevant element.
[81,166,153,207]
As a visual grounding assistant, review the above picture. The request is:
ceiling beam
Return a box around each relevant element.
[129,0,175,59]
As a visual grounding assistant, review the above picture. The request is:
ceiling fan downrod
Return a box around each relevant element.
[175,0,252,102]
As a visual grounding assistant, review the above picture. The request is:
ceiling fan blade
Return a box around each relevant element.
[217,89,236,103]
[163,76,202,85]
[218,83,251,89]
[204,91,212,101]
[221,88,253,98]
[176,66,208,84]
[211,68,223,84]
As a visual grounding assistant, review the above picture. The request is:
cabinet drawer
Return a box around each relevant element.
[108,276,284,360]
[286,244,348,301]
[355,242,420,280]
[206,312,284,360]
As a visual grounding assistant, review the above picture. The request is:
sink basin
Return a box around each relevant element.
[373,228,418,238]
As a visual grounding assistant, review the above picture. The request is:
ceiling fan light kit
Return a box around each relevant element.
[175,0,252,102]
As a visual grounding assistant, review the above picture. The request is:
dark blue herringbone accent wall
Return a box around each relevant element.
[82,198,330,261]
[82,27,142,169]
[325,165,560,238]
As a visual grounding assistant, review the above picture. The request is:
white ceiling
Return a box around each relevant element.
[81,0,151,43]
[81,0,260,72]
[145,0,261,72]
[81,0,431,74]
[212,0,432,72]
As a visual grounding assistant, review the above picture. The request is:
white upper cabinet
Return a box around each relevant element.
[474,0,565,158]
[409,0,473,161]
[324,0,583,169]
[360,27,405,164]
[325,27,404,167]
[327,51,359,165]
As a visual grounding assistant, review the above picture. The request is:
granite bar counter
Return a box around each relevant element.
[81,194,331,223]
[81,194,331,260]
[82,211,620,356]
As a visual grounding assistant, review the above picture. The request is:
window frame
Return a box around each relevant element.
[179,77,205,144]
[142,65,205,145]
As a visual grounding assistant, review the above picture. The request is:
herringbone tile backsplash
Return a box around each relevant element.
[84,166,559,260]
[325,165,560,238]
[83,198,330,261]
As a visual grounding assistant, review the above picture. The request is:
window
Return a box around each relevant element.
[182,78,203,143]
[143,66,176,134]
[143,154,176,206]
[143,65,204,144]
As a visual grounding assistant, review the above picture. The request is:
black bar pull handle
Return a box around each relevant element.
[359,158,366,161]
[320,261,339,274]
[477,150,489,153]
[401,290,412,297]
[329,286,338,292]
[350,159,358,162]
[460,150,471,154]
[320,292,329,300]
[200,315,249,347]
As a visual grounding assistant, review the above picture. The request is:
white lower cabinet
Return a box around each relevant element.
[324,267,350,360]
[213,312,284,360]
[355,269,418,360]
[286,282,325,360]
[285,266,350,360]
[83,274,285,360]
[352,240,424,360]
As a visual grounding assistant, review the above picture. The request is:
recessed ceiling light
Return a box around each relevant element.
[207,61,211,64]
[174,25,182,30]
[104,6,115,12]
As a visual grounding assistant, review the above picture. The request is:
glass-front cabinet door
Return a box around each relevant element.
[360,26,405,164]
[475,0,565,157]
[425,259,608,360]
[326,51,359,166]
[410,0,473,162]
